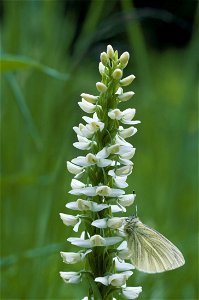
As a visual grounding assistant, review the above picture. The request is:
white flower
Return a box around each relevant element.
[107,144,133,155]
[118,91,135,102]
[108,169,128,188]
[60,250,92,264]
[118,194,136,207]
[78,99,101,114]
[73,123,93,138]
[96,185,124,197]
[83,113,104,133]
[59,213,81,232]
[80,93,98,103]
[59,271,81,284]
[67,235,122,248]
[69,185,124,197]
[107,217,124,229]
[117,241,131,259]
[111,204,125,213]
[108,108,140,125]
[122,286,142,299]
[120,74,135,86]
[73,135,93,150]
[66,161,83,175]
[66,199,109,212]
[108,109,122,120]
[119,126,137,139]
[118,157,133,167]
[59,213,78,226]
[71,151,112,168]
[120,148,136,160]
[71,179,85,189]
[120,108,140,125]
[115,135,133,148]
[115,165,133,176]
[109,271,133,286]
[91,218,107,228]
[91,217,124,229]
[114,257,134,271]
[95,271,133,287]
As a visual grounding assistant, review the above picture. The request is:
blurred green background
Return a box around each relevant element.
[0,1,198,299]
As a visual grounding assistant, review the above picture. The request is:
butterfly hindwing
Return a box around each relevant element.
[125,218,185,273]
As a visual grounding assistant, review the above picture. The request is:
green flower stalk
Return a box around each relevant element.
[60,45,142,300]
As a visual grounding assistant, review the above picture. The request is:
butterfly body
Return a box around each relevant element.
[124,216,185,273]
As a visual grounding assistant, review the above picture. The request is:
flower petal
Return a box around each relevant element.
[67,237,91,248]
[122,287,142,299]
[91,218,108,228]
[95,276,109,286]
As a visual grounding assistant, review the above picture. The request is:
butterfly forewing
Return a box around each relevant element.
[124,217,185,273]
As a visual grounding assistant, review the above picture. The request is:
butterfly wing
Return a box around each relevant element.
[127,221,185,273]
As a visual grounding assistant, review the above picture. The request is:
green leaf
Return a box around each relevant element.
[5,73,42,150]
[0,54,69,81]
[84,272,102,300]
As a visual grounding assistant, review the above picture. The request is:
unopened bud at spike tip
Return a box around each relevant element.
[112,69,123,80]
[120,75,136,86]
[107,45,114,59]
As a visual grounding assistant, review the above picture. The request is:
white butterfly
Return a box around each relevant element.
[124,216,185,273]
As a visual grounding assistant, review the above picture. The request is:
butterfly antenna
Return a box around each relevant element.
[135,205,138,217]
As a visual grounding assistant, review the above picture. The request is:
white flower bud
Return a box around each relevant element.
[107,44,114,59]
[96,82,107,93]
[67,161,83,175]
[99,62,105,75]
[120,51,130,67]
[80,93,98,103]
[118,91,135,102]
[100,52,108,65]
[120,74,135,86]
[112,68,123,80]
